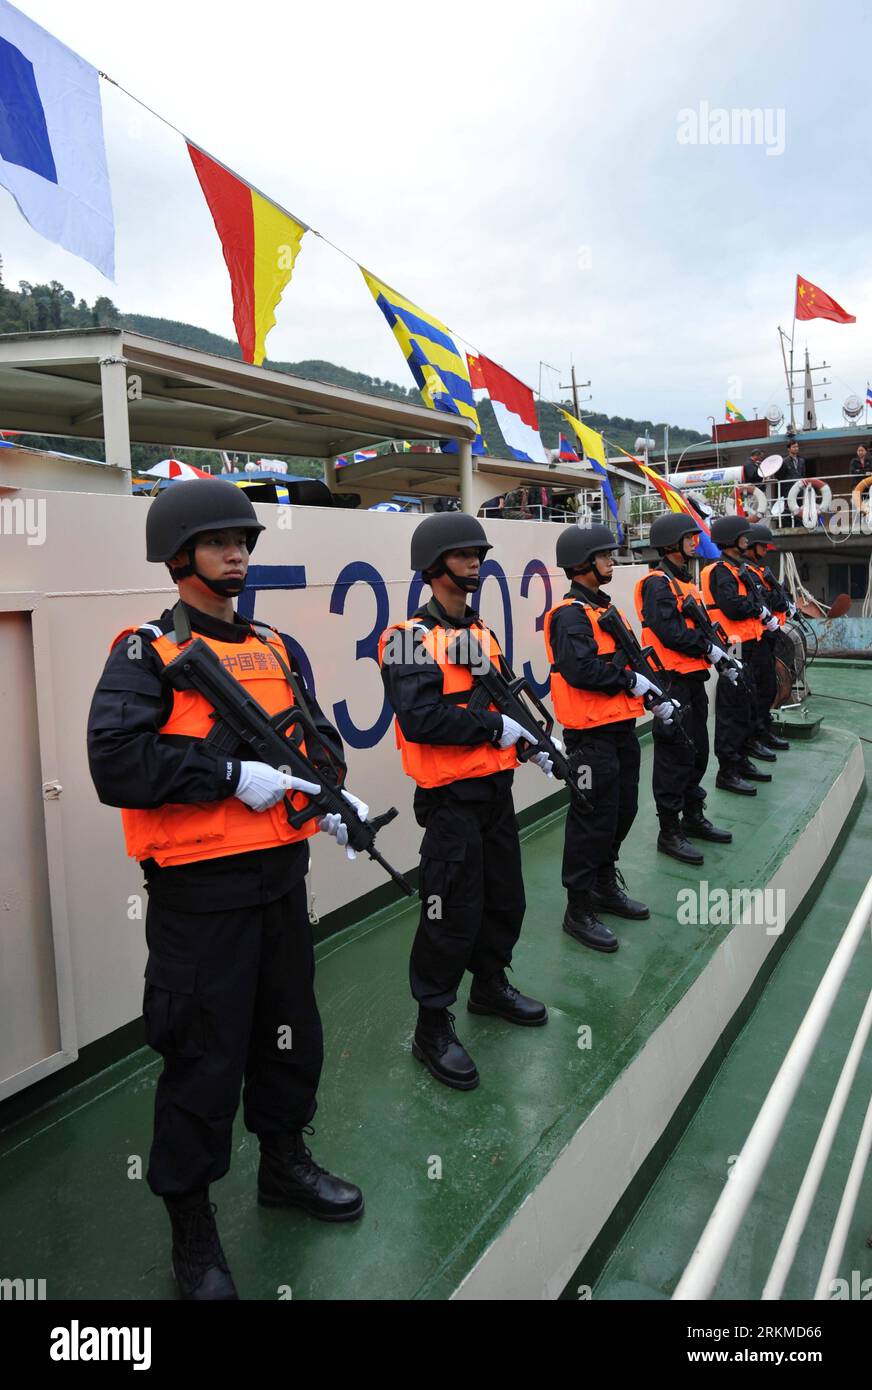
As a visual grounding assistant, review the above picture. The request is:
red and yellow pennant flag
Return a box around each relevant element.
[795,274,855,325]
[188,145,307,365]
[616,445,720,559]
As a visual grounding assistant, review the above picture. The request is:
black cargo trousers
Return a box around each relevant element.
[409,772,525,1010]
[746,632,778,737]
[714,640,759,771]
[562,719,640,899]
[143,879,323,1198]
[651,672,710,815]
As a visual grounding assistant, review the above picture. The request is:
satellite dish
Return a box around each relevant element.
[765,405,784,429]
[759,454,784,478]
[842,394,863,421]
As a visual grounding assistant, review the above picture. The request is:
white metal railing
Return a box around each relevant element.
[624,471,872,544]
[480,503,588,524]
[673,871,872,1301]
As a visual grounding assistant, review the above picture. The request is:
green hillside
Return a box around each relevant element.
[0,277,707,469]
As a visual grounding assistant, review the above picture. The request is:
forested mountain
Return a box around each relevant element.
[0,277,708,468]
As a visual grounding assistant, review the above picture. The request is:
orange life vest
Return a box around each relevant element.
[378,617,518,788]
[633,570,710,675]
[110,620,317,867]
[700,559,762,644]
[543,597,645,731]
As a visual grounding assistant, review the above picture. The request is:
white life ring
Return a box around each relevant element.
[787,479,833,528]
[734,483,768,518]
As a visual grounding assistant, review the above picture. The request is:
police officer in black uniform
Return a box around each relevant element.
[379,512,550,1092]
[636,513,733,866]
[744,523,793,751]
[544,525,673,953]
[702,515,777,795]
[88,479,364,1301]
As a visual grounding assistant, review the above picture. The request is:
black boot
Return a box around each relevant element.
[745,739,777,763]
[763,730,790,750]
[737,757,772,783]
[680,806,733,844]
[716,767,757,796]
[258,1129,364,1221]
[165,1192,239,1301]
[657,810,704,865]
[563,901,619,952]
[412,1008,479,1090]
[591,864,650,919]
[468,969,548,1025]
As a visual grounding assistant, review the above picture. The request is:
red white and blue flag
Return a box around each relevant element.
[467,353,547,463]
[558,432,580,461]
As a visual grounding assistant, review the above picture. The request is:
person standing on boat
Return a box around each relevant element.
[542,525,660,954]
[742,523,793,752]
[378,512,550,1091]
[633,513,733,866]
[87,479,364,1302]
[701,515,778,794]
[850,443,872,478]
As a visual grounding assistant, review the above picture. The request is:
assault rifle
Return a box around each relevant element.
[162,637,414,896]
[678,593,743,680]
[597,605,694,747]
[447,631,593,813]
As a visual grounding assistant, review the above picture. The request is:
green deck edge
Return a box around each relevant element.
[590,665,872,1301]
[0,691,863,1300]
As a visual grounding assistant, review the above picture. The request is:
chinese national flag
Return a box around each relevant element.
[795,275,855,324]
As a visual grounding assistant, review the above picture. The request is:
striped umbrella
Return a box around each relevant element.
[142,459,213,480]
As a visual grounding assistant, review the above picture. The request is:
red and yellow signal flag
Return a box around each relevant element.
[188,144,307,365]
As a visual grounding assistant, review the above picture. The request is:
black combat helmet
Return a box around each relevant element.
[146,478,265,563]
[710,514,751,549]
[649,512,700,552]
[410,511,492,573]
[556,523,618,573]
[745,523,775,549]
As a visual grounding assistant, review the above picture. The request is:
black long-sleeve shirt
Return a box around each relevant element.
[380,597,510,801]
[708,562,761,622]
[379,598,504,749]
[87,601,344,909]
[640,562,711,663]
[548,583,636,695]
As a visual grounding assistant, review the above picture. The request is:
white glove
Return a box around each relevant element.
[707,642,729,665]
[788,601,798,618]
[764,616,780,632]
[630,672,663,700]
[722,664,740,686]
[652,699,678,727]
[760,606,772,622]
[530,750,554,777]
[318,789,369,861]
[235,761,320,812]
[498,715,539,750]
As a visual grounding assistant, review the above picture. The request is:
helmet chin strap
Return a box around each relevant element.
[198,573,247,597]
[430,556,482,595]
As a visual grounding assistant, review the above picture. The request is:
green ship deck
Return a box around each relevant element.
[1,664,869,1301]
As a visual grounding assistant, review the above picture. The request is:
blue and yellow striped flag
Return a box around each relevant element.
[361,268,485,453]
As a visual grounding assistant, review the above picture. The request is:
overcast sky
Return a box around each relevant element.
[4,0,872,435]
